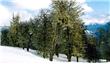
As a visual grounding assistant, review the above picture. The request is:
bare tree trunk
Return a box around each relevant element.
[76,56,79,62]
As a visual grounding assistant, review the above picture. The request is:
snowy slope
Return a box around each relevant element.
[0,46,50,64]
[0,46,109,64]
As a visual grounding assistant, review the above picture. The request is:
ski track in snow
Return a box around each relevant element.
[0,46,109,64]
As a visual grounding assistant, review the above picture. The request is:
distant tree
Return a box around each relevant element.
[101,42,110,61]
[99,22,110,61]
[1,28,9,46]
[84,35,100,62]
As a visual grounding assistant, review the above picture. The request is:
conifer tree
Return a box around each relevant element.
[99,22,110,61]
[17,22,29,49]
[84,35,100,62]
[8,14,20,47]
[1,28,9,46]
[36,9,55,61]
[51,0,84,62]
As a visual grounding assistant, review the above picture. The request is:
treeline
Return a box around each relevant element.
[1,0,110,62]
[97,22,110,62]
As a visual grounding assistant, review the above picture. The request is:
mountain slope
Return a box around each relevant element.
[86,24,106,32]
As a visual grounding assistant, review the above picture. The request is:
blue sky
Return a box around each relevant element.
[87,1,109,15]
[0,0,110,26]
[82,0,110,25]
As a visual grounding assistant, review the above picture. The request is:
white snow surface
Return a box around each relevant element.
[0,46,109,64]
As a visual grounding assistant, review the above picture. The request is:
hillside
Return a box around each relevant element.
[0,46,108,64]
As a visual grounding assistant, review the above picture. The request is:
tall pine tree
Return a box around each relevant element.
[8,14,20,47]
[51,0,84,62]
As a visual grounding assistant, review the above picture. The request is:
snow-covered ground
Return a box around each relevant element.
[0,46,109,64]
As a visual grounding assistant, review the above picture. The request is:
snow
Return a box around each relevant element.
[0,46,109,64]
